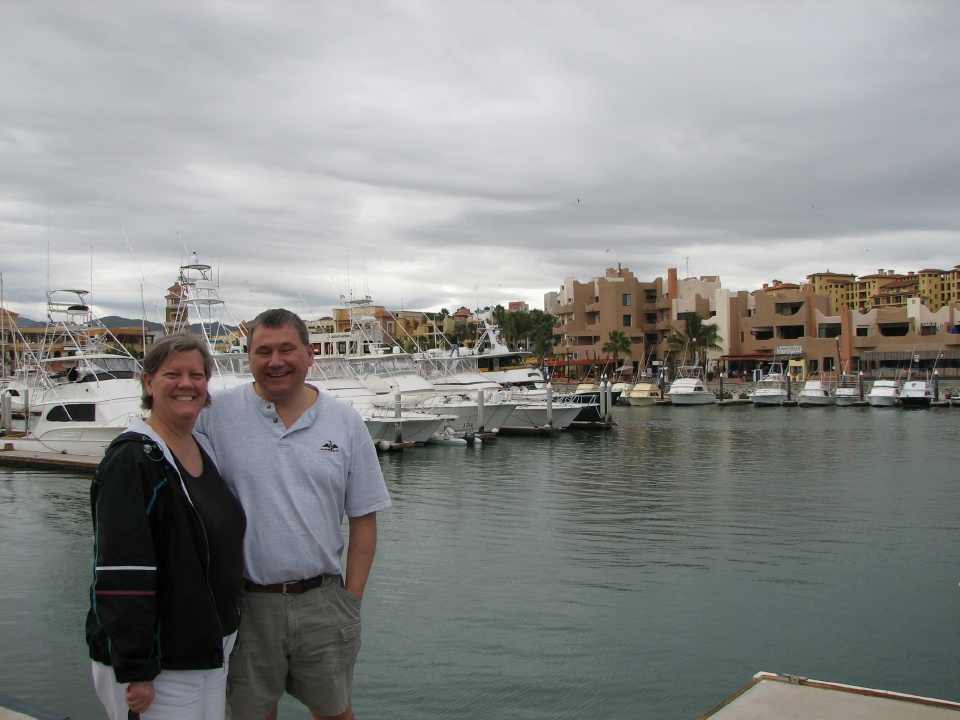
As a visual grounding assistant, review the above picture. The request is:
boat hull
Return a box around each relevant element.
[667,377,715,405]
[749,390,787,406]
[500,403,583,431]
[797,394,835,407]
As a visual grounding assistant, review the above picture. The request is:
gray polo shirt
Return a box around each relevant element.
[197,384,391,585]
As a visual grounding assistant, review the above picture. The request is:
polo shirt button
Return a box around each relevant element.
[273,419,279,423]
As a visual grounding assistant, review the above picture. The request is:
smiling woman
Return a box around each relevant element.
[85,333,246,720]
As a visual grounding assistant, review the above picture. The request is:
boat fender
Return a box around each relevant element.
[378,440,391,452]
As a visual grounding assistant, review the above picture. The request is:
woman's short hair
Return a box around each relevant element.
[141,333,215,410]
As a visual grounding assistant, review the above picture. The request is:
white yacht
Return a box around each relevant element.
[866,376,901,407]
[3,290,145,456]
[666,366,716,405]
[748,363,788,406]
[797,377,835,407]
[833,373,862,406]
[900,378,934,407]
[622,377,663,406]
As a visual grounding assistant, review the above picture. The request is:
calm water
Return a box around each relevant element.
[2,405,959,719]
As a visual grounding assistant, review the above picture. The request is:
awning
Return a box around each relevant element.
[718,353,775,361]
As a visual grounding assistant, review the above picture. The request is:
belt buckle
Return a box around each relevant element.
[281,580,299,594]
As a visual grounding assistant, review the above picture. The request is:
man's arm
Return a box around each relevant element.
[344,512,378,600]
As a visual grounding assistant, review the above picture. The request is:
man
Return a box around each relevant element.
[197,308,391,720]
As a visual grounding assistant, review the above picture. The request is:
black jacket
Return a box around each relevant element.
[85,419,243,683]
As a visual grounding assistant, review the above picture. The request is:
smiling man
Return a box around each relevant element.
[196,308,391,720]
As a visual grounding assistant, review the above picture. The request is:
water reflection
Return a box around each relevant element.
[3,405,960,720]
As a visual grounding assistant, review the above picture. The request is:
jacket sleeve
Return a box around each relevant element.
[89,441,165,683]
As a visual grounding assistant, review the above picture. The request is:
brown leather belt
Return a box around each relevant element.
[244,574,339,594]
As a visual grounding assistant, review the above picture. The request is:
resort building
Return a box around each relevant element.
[551,263,960,380]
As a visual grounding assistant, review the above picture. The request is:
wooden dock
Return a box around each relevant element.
[0,448,99,473]
[701,671,960,719]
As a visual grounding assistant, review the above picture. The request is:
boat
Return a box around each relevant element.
[748,362,788,406]
[464,315,546,388]
[701,671,960,718]
[621,374,664,406]
[866,372,902,407]
[568,380,618,422]
[416,319,583,431]
[306,356,450,444]
[496,389,585,432]
[413,350,519,433]
[833,373,862,406]
[900,377,934,407]
[796,375,835,407]
[666,366,716,405]
[3,289,144,456]
[169,253,249,391]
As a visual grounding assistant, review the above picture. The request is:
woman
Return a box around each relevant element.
[86,333,246,719]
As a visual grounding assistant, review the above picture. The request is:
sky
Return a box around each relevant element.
[2,1,959,326]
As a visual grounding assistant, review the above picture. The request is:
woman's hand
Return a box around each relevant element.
[125,680,155,714]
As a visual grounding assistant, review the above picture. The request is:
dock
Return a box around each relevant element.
[496,425,563,436]
[568,420,617,429]
[0,448,99,473]
[700,671,960,719]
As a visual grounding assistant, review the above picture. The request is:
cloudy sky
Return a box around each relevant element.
[2,1,958,325]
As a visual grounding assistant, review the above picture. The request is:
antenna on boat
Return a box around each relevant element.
[297,291,315,319]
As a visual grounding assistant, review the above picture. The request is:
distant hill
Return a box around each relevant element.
[100,317,239,336]
[13,316,237,335]
[100,316,166,331]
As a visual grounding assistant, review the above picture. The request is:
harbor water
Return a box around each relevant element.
[1,404,959,719]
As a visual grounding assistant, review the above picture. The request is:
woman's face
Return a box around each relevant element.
[143,349,209,428]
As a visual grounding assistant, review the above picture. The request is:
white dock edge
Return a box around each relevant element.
[701,672,960,719]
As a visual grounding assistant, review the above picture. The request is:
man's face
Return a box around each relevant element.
[248,323,313,404]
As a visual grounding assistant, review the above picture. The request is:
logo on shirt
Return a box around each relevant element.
[321,441,340,452]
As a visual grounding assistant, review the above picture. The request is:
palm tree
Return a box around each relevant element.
[667,312,722,374]
[602,330,632,373]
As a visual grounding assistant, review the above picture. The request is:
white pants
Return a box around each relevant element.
[92,632,237,720]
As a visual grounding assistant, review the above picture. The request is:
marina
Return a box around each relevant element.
[2,404,959,719]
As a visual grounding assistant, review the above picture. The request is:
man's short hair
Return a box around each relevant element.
[247,308,310,347]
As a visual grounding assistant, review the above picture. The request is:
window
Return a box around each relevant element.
[623,315,632,326]
[46,403,96,422]
[622,293,632,307]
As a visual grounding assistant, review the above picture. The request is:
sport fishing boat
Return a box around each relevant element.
[833,373,862,406]
[748,362,788,406]
[866,372,902,407]
[621,375,663,406]
[666,366,715,406]
[797,375,835,407]
[900,377,934,407]
[3,289,144,456]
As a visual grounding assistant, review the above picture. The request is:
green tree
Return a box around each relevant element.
[666,312,722,372]
[602,330,632,369]
[527,310,559,360]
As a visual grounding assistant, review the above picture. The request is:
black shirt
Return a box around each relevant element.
[176,445,246,637]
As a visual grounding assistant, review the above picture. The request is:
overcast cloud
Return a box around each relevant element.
[2,1,959,324]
